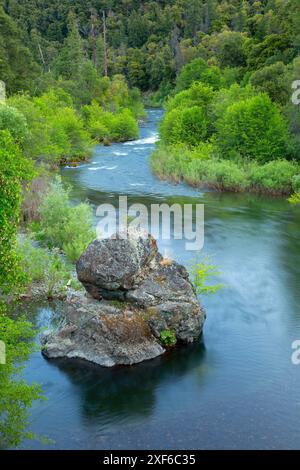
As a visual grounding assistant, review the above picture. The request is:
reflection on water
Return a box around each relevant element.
[21,109,300,449]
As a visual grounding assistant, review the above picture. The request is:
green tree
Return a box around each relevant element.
[52,12,86,81]
[176,58,223,92]
[36,178,95,263]
[216,94,289,162]
[246,34,295,70]
[250,62,289,105]
[166,82,214,112]
[0,6,39,93]
[0,105,28,145]
[160,106,208,147]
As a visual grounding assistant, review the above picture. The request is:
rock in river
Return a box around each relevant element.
[41,234,205,367]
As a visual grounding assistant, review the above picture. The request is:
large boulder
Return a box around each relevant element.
[41,293,164,367]
[41,234,205,367]
[76,234,159,299]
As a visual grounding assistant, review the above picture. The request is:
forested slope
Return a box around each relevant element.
[2,0,299,94]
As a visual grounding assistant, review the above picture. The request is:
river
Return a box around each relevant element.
[22,109,300,449]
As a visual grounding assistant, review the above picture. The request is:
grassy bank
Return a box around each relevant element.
[151,145,300,196]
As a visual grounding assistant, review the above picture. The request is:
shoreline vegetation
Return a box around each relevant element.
[150,61,300,198]
[151,144,300,197]
[5,75,145,169]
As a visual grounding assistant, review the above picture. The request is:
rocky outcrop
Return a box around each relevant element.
[41,233,205,367]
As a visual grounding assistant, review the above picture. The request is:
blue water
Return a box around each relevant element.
[21,109,300,449]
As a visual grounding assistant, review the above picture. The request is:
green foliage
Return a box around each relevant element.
[0,129,41,449]
[0,6,39,94]
[289,193,300,204]
[17,237,80,298]
[292,174,300,193]
[211,31,247,68]
[3,0,299,94]
[249,62,289,105]
[159,330,177,348]
[166,82,214,112]
[210,84,257,124]
[282,56,300,159]
[190,258,223,296]
[246,34,295,70]
[0,105,28,144]
[185,158,249,192]
[160,106,208,147]
[92,75,145,118]
[35,178,95,262]
[52,12,86,82]
[0,312,42,448]
[8,75,143,161]
[9,89,92,163]
[151,145,299,194]
[216,94,289,163]
[248,160,298,193]
[0,131,34,295]
[176,58,223,92]
[82,100,138,142]
[144,82,174,108]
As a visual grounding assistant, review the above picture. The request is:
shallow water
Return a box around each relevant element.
[22,109,300,449]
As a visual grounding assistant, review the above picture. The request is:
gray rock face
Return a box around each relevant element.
[42,234,205,367]
[41,293,164,367]
[76,234,158,298]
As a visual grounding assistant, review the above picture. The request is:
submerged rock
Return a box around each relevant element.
[41,234,205,367]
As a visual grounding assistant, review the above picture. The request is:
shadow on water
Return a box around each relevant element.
[42,340,206,423]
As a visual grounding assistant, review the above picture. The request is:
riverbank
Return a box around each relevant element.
[5,75,144,172]
[151,145,300,197]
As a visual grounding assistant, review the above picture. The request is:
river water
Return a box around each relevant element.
[22,109,300,449]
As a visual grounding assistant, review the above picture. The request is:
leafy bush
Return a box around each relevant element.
[82,101,138,142]
[8,89,92,162]
[0,104,28,144]
[160,330,177,347]
[35,178,95,262]
[216,94,289,162]
[166,82,214,112]
[249,62,288,105]
[210,84,256,124]
[0,131,34,295]
[17,237,53,282]
[109,109,138,141]
[176,58,223,91]
[189,258,224,295]
[289,193,300,204]
[292,174,300,192]
[0,132,41,449]
[160,106,207,146]
[97,75,145,118]
[17,237,78,298]
[51,107,92,160]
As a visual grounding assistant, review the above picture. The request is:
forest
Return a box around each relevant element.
[1,0,300,450]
